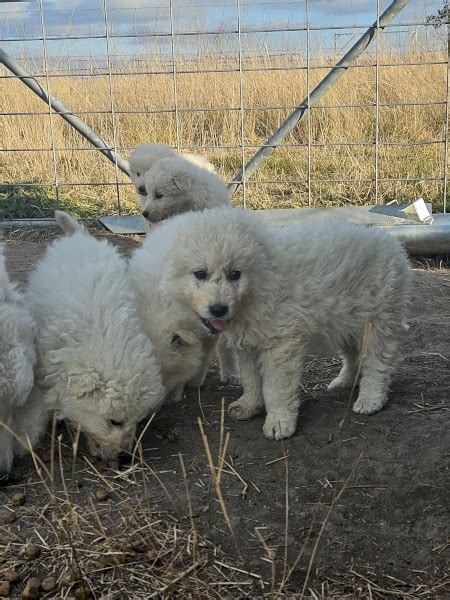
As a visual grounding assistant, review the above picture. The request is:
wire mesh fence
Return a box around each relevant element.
[1,0,448,219]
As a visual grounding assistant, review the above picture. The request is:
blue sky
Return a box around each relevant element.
[0,0,446,65]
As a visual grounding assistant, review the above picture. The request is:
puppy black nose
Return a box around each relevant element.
[209,304,228,318]
[138,186,146,195]
[142,210,149,219]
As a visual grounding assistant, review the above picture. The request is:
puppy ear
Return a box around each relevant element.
[171,329,198,346]
[68,369,104,399]
[171,172,193,191]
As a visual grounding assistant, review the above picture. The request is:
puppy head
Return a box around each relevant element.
[58,356,164,460]
[129,143,174,198]
[142,157,207,224]
[162,208,268,335]
[137,298,205,394]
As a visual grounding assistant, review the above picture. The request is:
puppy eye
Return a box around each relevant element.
[110,419,124,428]
[228,270,241,281]
[194,270,207,280]
[154,192,163,200]
[171,334,186,346]
[136,172,140,177]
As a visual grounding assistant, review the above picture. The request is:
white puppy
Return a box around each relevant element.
[142,155,229,226]
[157,208,412,440]
[0,242,47,480]
[26,212,165,459]
[129,242,214,403]
[128,143,217,231]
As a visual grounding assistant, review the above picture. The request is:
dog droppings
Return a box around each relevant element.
[24,544,40,560]
[0,580,11,597]
[21,577,41,599]
[94,488,110,502]
[0,509,16,524]
[41,577,56,592]
[12,492,27,507]
[3,571,20,584]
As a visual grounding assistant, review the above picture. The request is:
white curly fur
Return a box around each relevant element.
[128,143,217,231]
[0,243,46,479]
[25,212,166,459]
[157,208,412,440]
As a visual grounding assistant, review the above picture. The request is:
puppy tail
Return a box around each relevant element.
[54,210,85,236]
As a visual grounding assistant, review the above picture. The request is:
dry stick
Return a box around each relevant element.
[57,434,88,589]
[197,417,243,561]
[71,422,82,486]
[254,528,276,597]
[149,559,206,598]
[350,569,416,598]
[299,453,363,600]
[178,454,199,579]
[281,444,289,588]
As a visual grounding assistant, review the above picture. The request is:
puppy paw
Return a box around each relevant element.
[165,385,184,404]
[327,375,354,390]
[228,395,263,420]
[263,413,297,440]
[352,395,386,415]
[220,372,241,386]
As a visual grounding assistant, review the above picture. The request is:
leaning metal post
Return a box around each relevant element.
[0,48,130,177]
[227,0,410,195]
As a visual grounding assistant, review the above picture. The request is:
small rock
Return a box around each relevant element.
[41,577,55,592]
[0,509,16,524]
[24,544,41,560]
[12,493,26,507]
[3,571,20,583]
[21,577,41,599]
[94,488,110,502]
[0,580,11,597]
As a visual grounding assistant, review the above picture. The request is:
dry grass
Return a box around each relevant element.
[1,49,448,218]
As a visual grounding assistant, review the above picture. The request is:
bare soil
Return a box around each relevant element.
[1,232,449,598]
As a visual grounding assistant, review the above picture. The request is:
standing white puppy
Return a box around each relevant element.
[26,212,166,459]
[158,208,412,440]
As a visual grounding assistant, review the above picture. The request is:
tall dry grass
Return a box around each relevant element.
[1,50,447,217]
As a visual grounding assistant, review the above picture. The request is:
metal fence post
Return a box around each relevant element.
[227,0,410,195]
[0,48,130,177]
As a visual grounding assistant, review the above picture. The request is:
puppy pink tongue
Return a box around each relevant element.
[209,319,227,332]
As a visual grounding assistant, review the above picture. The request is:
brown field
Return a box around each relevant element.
[1,50,448,218]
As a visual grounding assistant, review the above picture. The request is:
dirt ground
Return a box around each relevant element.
[1,232,449,598]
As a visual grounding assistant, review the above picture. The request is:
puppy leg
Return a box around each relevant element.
[217,336,240,385]
[0,411,14,482]
[228,349,264,420]
[165,383,185,404]
[261,344,303,440]
[189,336,217,387]
[353,324,398,415]
[327,343,360,390]
[12,386,49,457]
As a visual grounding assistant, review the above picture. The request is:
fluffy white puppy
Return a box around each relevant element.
[26,212,165,459]
[157,208,412,440]
[128,143,217,231]
[129,226,218,401]
[142,155,230,226]
[0,243,47,480]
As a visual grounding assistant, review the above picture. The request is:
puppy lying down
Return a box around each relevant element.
[153,207,412,440]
